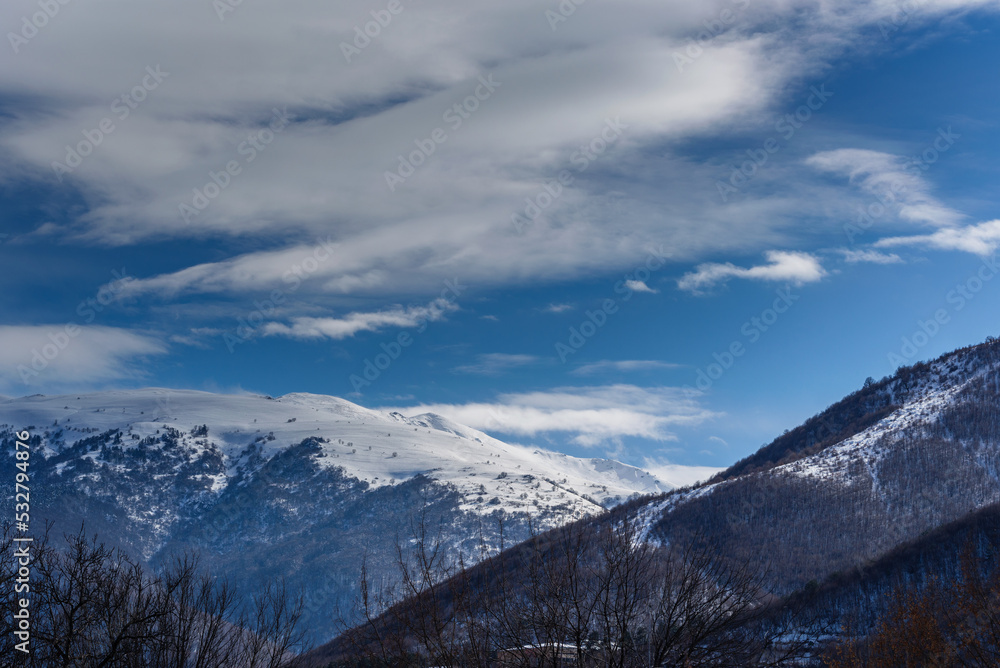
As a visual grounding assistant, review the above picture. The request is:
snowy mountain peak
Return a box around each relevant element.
[0,387,673,517]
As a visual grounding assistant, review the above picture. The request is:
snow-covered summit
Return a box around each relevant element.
[1,387,671,515]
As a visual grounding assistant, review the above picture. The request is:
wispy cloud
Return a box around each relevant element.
[624,280,658,294]
[641,459,724,488]
[806,148,963,228]
[837,248,904,264]
[262,299,458,340]
[542,304,574,314]
[812,147,1000,259]
[0,326,167,393]
[876,220,1000,256]
[678,251,826,292]
[453,353,540,375]
[386,385,717,447]
[572,360,681,375]
[6,0,992,316]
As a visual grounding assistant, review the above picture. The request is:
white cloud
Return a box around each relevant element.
[624,279,658,294]
[0,326,167,393]
[838,248,903,264]
[806,148,963,227]
[810,148,1000,259]
[542,304,574,314]
[876,220,1000,256]
[453,353,540,375]
[386,384,717,447]
[3,0,994,312]
[0,0,997,331]
[262,298,458,340]
[572,360,680,375]
[1,4,784,252]
[677,250,825,292]
[642,459,724,488]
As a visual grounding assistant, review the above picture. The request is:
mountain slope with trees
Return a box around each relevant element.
[313,337,1000,665]
[653,338,1000,594]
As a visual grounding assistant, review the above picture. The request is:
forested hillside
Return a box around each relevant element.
[654,339,1000,593]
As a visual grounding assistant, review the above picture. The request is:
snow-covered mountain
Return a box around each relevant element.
[3,388,671,520]
[0,388,672,644]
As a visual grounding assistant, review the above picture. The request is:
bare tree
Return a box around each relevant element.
[332,511,818,667]
[825,543,1000,667]
[0,523,307,667]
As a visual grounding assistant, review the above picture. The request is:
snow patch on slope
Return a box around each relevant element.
[777,362,984,484]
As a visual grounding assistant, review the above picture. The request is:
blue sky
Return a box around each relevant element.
[3,0,1000,479]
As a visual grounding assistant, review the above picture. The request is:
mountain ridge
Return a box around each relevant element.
[706,338,1000,484]
[643,337,1000,596]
